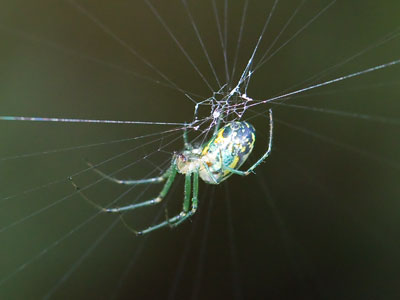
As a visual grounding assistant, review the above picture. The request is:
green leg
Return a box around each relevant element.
[201,161,218,184]
[183,125,192,150]
[137,172,200,235]
[212,114,222,137]
[183,173,192,212]
[192,172,199,213]
[70,164,177,212]
[104,165,178,213]
[170,171,199,227]
[223,109,273,176]
[87,160,168,185]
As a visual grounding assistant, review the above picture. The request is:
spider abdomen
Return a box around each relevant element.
[199,121,256,184]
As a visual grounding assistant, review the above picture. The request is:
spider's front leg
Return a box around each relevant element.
[104,164,178,213]
[70,164,178,213]
[183,124,193,150]
[86,160,167,185]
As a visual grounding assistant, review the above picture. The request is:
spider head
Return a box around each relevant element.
[176,153,187,163]
[175,149,201,174]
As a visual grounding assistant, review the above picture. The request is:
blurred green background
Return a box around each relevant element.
[1,0,400,299]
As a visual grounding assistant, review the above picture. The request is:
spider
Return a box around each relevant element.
[71,109,273,235]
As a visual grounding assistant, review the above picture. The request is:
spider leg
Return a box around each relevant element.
[183,124,193,150]
[212,115,222,137]
[70,164,177,213]
[161,172,192,229]
[86,160,168,185]
[201,161,219,184]
[136,172,199,235]
[169,172,199,227]
[105,165,177,213]
[223,109,273,176]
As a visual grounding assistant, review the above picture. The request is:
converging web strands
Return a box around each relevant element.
[0,0,399,299]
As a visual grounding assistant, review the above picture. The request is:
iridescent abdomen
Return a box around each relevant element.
[199,121,256,184]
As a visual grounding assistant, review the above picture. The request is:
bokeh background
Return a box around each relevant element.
[1,0,400,299]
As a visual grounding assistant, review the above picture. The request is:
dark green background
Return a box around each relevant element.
[1,0,400,299]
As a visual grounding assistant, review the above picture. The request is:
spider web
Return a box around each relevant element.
[0,0,400,299]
